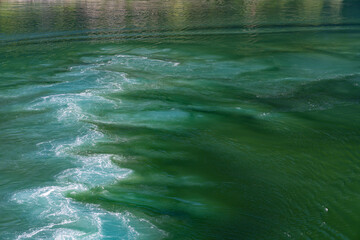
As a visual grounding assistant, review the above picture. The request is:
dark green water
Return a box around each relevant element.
[1,0,360,239]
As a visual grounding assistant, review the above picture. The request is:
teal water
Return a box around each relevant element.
[1,0,360,239]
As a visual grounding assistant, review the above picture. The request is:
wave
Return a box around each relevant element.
[9,54,167,239]
[4,34,359,239]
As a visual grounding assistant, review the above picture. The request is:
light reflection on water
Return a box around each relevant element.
[0,0,349,35]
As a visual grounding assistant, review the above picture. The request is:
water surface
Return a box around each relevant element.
[1,0,360,239]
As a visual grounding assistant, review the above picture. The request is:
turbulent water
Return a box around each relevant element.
[1,0,360,239]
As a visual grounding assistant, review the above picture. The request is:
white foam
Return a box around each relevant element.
[12,51,171,240]
[54,128,104,157]
[56,154,132,187]
[12,158,136,239]
[16,220,77,240]
[12,118,149,239]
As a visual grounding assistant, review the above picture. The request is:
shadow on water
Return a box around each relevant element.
[66,61,360,239]
[69,120,283,240]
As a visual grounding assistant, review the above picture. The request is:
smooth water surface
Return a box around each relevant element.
[1,0,360,239]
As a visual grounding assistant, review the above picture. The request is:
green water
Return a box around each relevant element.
[1,0,360,239]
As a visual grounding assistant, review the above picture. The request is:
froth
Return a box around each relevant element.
[12,50,173,240]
